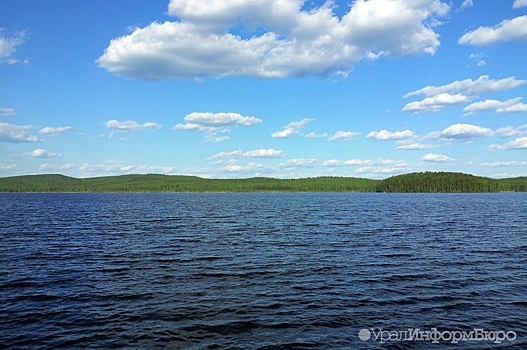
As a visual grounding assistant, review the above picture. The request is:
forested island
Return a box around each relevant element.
[0,172,525,193]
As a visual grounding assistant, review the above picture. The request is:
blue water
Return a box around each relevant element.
[0,192,526,349]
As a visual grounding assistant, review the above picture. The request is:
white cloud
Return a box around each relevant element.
[0,122,39,143]
[328,130,359,141]
[323,158,408,167]
[279,158,316,168]
[24,149,62,158]
[39,126,73,136]
[222,162,267,173]
[39,163,75,172]
[174,112,261,142]
[422,153,454,162]
[98,0,450,80]
[463,98,527,115]
[324,158,409,177]
[468,53,485,66]
[395,141,433,150]
[355,166,407,175]
[481,161,527,167]
[0,28,26,64]
[403,75,526,98]
[458,15,527,46]
[436,123,494,140]
[367,129,413,140]
[105,120,161,131]
[461,0,473,8]
[77,160,174,175]
[488,137,527,151]
[243,148,283,158]
[272,118,313,138]
[514,0,527,9]
[402,93,471,113]
[495,125,527,138]
[0,163,16,170]
[305,131,328,138]
[0,108,15,116]
[210,150,243,159]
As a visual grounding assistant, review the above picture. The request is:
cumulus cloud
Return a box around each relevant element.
[469,52,486,66]
[367,129,413,140]
[222,162,267,173]
[97,0,450,80]
[481,161,527,167]
[463,98,527,115]
[210,150,243,159]
[105,120,161,131]
[395,141,434,150]
[434,123,494,141]
[24,149,62,158]
[402,93,470,113]
[328,130,359,141]
[461,0,473,8]
[39,126,73,136]
[459,16,527,46]
[514,0,527,9]
[0,122,39,143]
[0,108,15,116]
[402,75,526,114]
[488,137,527,151]
[495,124,527,138]
[272,118,313,138]
[305,131,328,138]
[39,163,75,172]
[324,158,409,177]
[174,112,261,142]
[323,158,408,167]
[403,75,526,98]
[0,28,27,64]
[243,148,283,158]
[422,153,454,162]
[279,158,316,168]
[77,160,174,175]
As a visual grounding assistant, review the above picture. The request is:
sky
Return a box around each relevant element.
[1,0,526,179]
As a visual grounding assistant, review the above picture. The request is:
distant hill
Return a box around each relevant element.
[377,171,526,193]
[0,172,525,193]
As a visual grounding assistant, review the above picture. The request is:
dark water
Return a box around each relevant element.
[0,193,526,349]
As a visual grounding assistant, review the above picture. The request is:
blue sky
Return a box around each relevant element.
[1,0,526,179]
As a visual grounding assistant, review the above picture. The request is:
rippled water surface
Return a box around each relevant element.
[1,192,526,349]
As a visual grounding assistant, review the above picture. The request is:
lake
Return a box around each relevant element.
[1,192,526,349]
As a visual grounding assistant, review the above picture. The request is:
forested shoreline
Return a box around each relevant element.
[0,172,525,193]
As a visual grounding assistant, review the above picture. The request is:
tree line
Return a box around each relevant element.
[0,172,525,193]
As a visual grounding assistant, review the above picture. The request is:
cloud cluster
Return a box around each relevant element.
[403,75,526,114]
[0,28,27,64]
[272,118,313,138]
[0,123,39,143]
[0,108,16,116]
[459,15,527,46]
[424,123,494,142]
[488,137,527,151]
[367,129,413,140]
[323,158,409,176]
[98,0,450,80]
[463,98,527,115]
[174,112,262,142]
[422,153,454,162]
[24,149,62,158]
[39,126,73,136]
[105,120,161,131]
[514,0,527,9]
[328,130,359,141]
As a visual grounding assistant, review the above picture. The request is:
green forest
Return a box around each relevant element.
[0,172,526,193]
